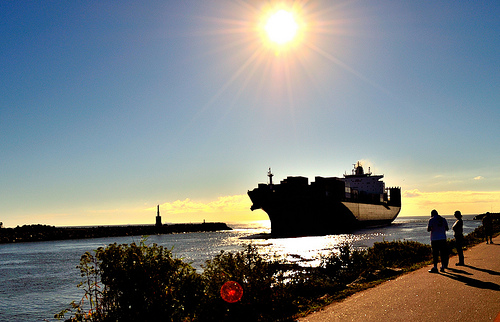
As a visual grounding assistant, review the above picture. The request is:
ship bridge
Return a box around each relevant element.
[342,162,385,195]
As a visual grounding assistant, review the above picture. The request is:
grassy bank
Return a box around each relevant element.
[56,220,498,322]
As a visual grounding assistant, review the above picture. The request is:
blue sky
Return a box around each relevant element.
[1,1,499,227]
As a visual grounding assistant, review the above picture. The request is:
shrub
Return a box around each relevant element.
[57,239,202,322]
[320,244,367,283]
[366,240,431,269]
[199,244,295,321]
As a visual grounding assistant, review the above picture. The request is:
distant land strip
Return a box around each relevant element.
[0,223,232,244]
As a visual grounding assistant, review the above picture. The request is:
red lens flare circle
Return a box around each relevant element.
[220,281,243,303]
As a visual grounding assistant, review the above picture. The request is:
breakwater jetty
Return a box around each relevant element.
[0,222,232,244]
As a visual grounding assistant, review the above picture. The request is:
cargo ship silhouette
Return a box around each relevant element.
[248,162,401,237]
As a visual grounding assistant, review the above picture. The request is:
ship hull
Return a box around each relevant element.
[248,190,401,237]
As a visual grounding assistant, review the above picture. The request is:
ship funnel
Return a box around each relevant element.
[355,162,364,175]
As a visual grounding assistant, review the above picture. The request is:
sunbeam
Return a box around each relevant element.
[179,0,399,142]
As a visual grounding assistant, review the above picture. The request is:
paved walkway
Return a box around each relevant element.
[299,236,500,321]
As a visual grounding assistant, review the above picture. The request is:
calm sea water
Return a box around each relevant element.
[0,215,481,321]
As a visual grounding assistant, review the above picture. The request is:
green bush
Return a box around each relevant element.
[57,239,202,321]
[199,244,295,321]
[366,240,432,269]
[320,244,367,283]
[99,241,202,321]
[57,242,301,322]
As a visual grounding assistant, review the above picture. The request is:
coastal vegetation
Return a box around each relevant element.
[56,220,498,322]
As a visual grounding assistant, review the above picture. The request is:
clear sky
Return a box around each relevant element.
[1,1,499,227]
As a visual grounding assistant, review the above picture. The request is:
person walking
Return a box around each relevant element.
[427,209,449,273]
[452,210,465,266]
[482,212,494,244]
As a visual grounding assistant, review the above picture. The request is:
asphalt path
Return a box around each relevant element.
[299,236,500,321]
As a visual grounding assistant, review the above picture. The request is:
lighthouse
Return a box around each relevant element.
[155,205,162,227]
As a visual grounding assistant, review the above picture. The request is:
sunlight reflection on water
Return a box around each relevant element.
[224,215,482,268]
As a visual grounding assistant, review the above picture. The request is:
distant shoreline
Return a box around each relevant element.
[0,222,232,244]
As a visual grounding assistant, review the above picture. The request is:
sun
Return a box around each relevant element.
[265,9,299,45]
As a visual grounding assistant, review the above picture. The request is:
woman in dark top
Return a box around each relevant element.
[453,210,465,266]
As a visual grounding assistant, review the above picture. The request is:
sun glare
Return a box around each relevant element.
[265,9,298,45]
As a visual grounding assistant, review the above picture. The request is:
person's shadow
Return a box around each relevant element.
[463,264,500,276]
[446,267,473,275]
[442,268,500,291]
